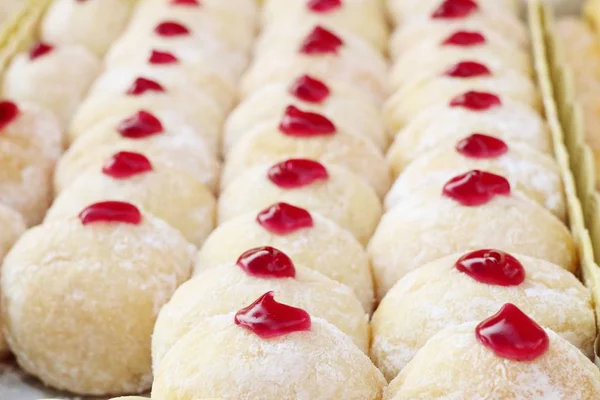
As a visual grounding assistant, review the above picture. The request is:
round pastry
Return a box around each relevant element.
[221,114,390,197]
[219,159,382,245]
[154,246,369,370]
[368,171,577,300]
[1,201,194,395]
[40,0,132,57]
[46,151,215,246]
[385,134,566,220]
[196,202,375,311]
[151,310,385,399]
[240,25,388,102]
[2,42,100,127]
[387,92,551,172]
[384,305,600,399]
[0,100,62,225]
[371,250,595,381]
[224,75,386,153]
[260,0,388,52]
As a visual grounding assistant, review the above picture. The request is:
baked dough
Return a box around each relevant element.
[151,314,386,400]
[368,187,577,300]
[1,208,194,395]
[384,321,600,399]
[371,251,595,380]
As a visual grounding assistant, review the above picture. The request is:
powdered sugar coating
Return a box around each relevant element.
[152,315,385,400]
[384,322,600,399]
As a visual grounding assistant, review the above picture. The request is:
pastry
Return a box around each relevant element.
[1,201,194,395]
[384,305,600,399]
[371,250,595,380]
[368,171,577,299]
[2,42,101,127]
[153,246,368,370]
[46,151,216,246]
[196,202,374,311]
[385,134,566,220]
[218,159,382,245]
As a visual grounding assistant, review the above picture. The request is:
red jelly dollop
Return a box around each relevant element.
[307,0,342,12]
[444,61,491,78]
[257,203,314,235]
[456,249,525,286]
[476,303,549,361]
[299,26,344,55]
[289,75,330,103]
[442,31,486,46]
[149,50,178,64]
[450,91,501,111]
[170,0,200,5]
[432,0,478,19]
[78,201,142,225]
[102,151,153,179]
[456,133,509,159]
[118,111,164,138]
[235,292,311,339]
[236,246,296,278]
[268,159,329,189]
[155,21,190,37]
[0,101,19,131]
[126,77,165,96]
[29,42,54,60]
[279,105,336,137]
[443,170,511,206]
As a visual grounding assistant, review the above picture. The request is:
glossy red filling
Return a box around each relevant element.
[149,50,178,64]
[102,151,153,179]
[450,91,501,111]
[279,105,336,137]
[456,133,508,158]
[170,0,200,5]
[236,246,296,278]
[268,159,329,188]
[29,42,54,60]
[455,249,525,286]
[444,61,491,78]
[118,111,164,138]
[299,26,344,55]
[126,77,165,96]
[442,31,486,46]
[0,101,19,131]
[443,170,511,206]
[78,201,142,225]
[155,21,190,37]
[432,0,478,19]
[307,0,342,12]
[289,75,330,103]
[257,203,314,235]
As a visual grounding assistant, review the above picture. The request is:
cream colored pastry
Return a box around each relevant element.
[1,204,194,395]
[261,0,388,52]
[196,205,374,311]
[368,185,576,300]
[40,0,132,57]
[241,25,388,102]
[151,314,386,400]
[2,43,100,127]
[385,136,565,220]
[224,78,386,153]
[153,254,368,370]
[387,96,551,173]
[371,251,595,380]
[219,161,382,245]
[46,155,215,247]
[56,114,220,194]
[384,321,600,399]
[222,122,390,197]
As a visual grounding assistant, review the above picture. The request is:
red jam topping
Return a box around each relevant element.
[29,42,54,60]
[455,249,525,286]
[155,21,190,37]
[299,26,344,55]
[442,31,486,46]
[432,0,478,19]
[307,0,342,12]
[257,203,314,235]
[443,170,511,206]
[456,134,509,159]
[279,105,336,137]
[118,111,164,138]
[268,159,329,189]
[235,292,311,339]
[444,61,491,78]
[126,77,165,96]
[102,151,153,179]
[476,303,549,361]
[450,91,501,111]
[78,201,142,225]
[149,50,178,64]
[289,75,330,104]
[236,246,296,278]
[170,0,200,5]
[0,101,19,131]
